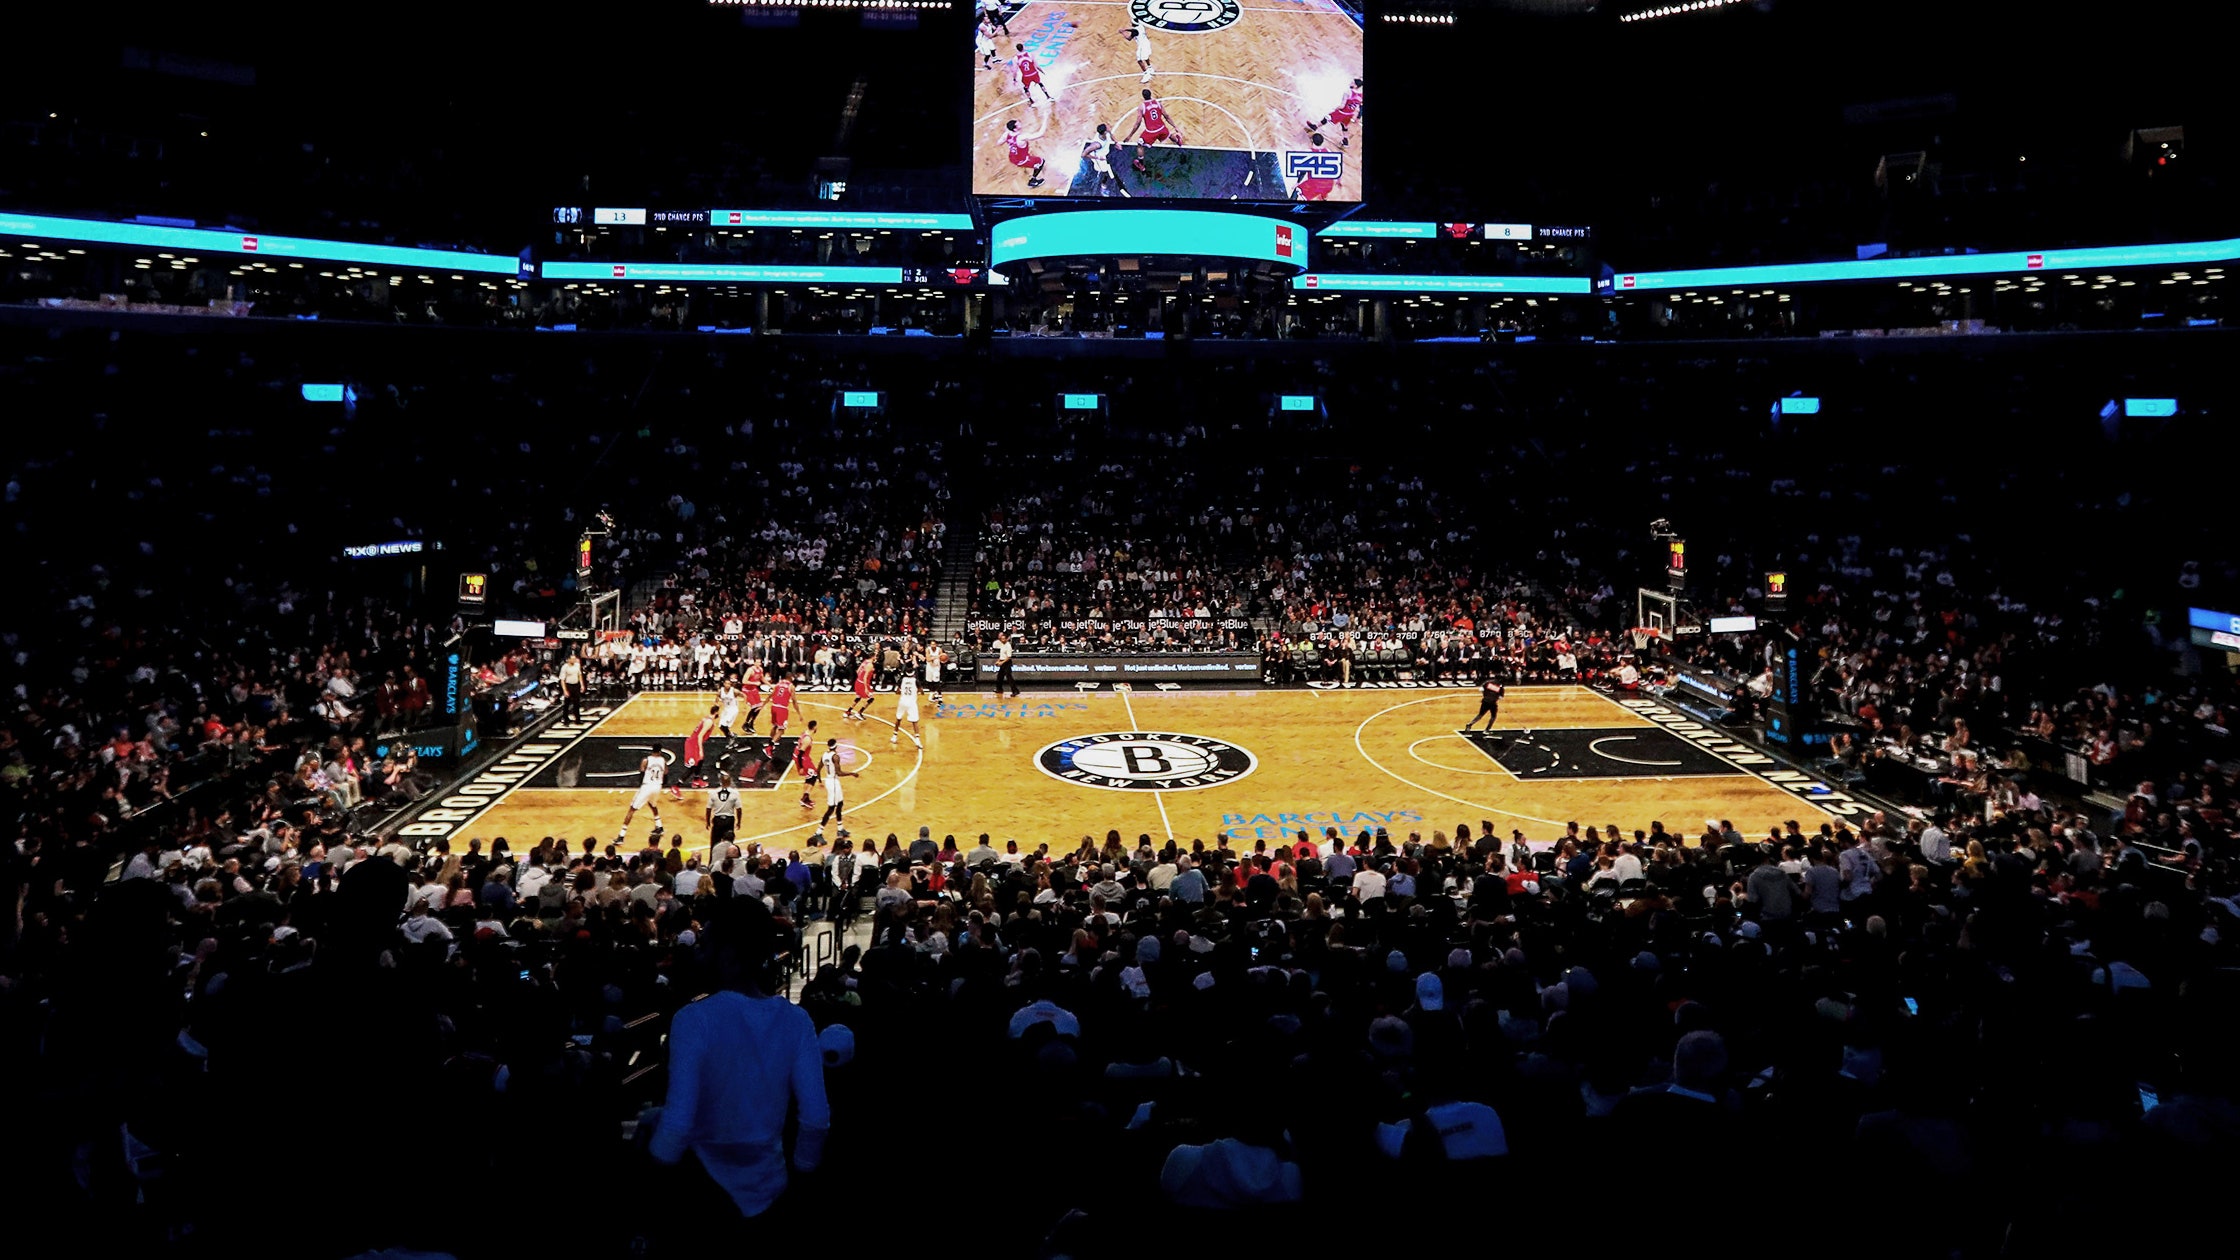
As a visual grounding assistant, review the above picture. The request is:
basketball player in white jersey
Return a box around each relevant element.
[922,644,946,708]
[818,739,861,829]
[619,746,672,844]
[1082,126,1131,198]
[717,677,741,739]
[1119,24,1153,82]
[976,18,999,70]
[892,671,923,747]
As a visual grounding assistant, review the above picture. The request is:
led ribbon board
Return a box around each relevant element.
[0,211,518,274]
[1290,273,1593,293]
[1611,236,2240,291]
[707,210,975,230]
[1317,222,1438,239]
[541,262,911,283]
[991,210,1308,271]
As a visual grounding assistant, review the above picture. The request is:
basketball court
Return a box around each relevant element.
[437,686,1848,858]
[973,0,1365,201]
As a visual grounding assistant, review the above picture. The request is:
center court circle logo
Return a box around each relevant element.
[1036,731,1257,792]
[1130,0,1242,34]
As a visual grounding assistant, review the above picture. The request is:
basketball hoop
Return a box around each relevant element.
[1631,626,1658,651]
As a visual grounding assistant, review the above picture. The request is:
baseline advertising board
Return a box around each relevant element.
[991,653,1264,683]
[972,0,1364,202]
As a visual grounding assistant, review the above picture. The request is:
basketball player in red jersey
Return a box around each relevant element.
[1303,77,1362,147]
[741,661,767,734]
[1012,44,1057,104]
[1003,119,1047,188]
[683,705,717,787]
[1121,87,1186,173]
[1293,132,1339,201]
[768,675,797,737]
[793,718,820,808]
[846,656,877,722]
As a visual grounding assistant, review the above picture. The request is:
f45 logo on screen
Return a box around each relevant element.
[1285,150,1344,181]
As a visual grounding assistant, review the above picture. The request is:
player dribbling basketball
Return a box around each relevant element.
[1293,132,1338,201]
[818,738,861,828]
[1123,88,1185,174]
[1304,78,1363,147]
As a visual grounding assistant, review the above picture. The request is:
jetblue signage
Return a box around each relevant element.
[300,383,348,403]
[2124,398,2179,417]
[1279,394,1317,411]
[991,210,1307,271]
[1779,396,1822,415]
[841,391,883,408]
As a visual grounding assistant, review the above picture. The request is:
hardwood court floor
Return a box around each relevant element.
[973,0,1364,201]
[459,686,1838,859]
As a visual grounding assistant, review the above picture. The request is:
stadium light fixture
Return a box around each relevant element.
[1620,0,1747,21]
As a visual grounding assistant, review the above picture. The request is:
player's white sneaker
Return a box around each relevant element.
[891,733,899,746]
[1140,71,1152,82]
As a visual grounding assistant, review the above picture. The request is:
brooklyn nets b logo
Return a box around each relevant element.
[1130,0,1242,34]
[1036,731,1257,792]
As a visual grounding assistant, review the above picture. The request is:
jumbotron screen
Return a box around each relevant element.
[972,0,1365,202]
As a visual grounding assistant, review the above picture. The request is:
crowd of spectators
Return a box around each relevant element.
[18,779,2235,1255]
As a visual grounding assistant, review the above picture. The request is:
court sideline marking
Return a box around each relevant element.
[1117,687,1175,840]
[398,692,644,843]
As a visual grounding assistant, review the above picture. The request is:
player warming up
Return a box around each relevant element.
[1462,675,1506,731]
[1083,125,1131,198]
[1303,78,1363,147]
[618,746,672,844]
[1119,24,1153,82]
[1012,45,1057,104]
[1123,88,1185,174]
[817,739,861,829]
[1004,119,1047,188]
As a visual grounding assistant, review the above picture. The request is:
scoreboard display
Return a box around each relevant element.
[972,0,1365,202]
